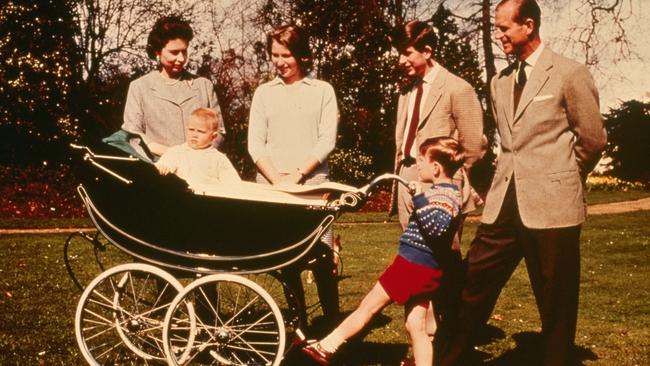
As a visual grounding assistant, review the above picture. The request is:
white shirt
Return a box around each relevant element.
[402,64,442,158]
[519,42,545,81]
[247,77,338,176]
[155,143,241,190]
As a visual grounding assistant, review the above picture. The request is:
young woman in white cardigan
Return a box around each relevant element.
[247,24,340,328]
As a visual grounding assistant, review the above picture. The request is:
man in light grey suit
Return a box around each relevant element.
[391,20,485,363]
[440,1,607,365]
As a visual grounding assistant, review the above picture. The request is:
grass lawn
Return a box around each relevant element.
[1,211,648,365]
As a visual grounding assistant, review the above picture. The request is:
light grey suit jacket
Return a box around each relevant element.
[394,66,486,213]
[482,47,607,228]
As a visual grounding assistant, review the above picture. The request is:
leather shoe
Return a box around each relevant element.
[301,341,333,366]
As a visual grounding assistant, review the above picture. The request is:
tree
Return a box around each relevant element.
[0,0,82,164]
[603,100,650,182]
[443,0,635,86]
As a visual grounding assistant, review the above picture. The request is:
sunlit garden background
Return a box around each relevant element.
[2,0,650,365]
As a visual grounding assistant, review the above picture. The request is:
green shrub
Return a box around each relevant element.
[329,148,375,186]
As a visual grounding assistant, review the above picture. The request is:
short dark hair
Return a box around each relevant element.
[146,15,193,59]
[496,0,541,33]
[419,136,465,176]
[392,20,437,54]
[267,25,313,74]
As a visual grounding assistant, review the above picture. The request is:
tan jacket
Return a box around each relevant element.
[393,66,486,213]
[482,48,607,228]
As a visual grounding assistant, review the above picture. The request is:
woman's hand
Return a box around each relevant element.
[276,171,303,185]
[148,142,169,156]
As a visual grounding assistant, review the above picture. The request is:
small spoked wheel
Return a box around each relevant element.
[163,274,286,366]
[75,263,189,365]
[64,231,132,291]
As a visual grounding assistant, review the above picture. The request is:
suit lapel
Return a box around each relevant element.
[395,93,409,149]
[418,67,445,128]
[500,70,515,129]
[513,48,553,123]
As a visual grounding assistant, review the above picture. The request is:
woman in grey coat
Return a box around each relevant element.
[122,15,224,157]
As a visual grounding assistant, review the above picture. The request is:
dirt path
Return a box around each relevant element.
[2,198,650,234]
[462,197,650,222]
[587,197,650,215]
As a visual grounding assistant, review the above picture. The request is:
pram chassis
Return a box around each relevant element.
[69,143,411,366]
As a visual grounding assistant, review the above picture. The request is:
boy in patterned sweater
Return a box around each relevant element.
[302,136,464,366]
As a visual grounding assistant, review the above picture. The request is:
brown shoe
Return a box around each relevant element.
[301,341,333,366]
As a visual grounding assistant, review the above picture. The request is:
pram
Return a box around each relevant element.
[68,135,411,366]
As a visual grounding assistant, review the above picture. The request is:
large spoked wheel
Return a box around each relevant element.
[247,271,303,338]
[163,274,286,366]
[75,263,190,365]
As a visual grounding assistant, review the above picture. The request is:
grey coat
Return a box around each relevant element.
[122,70,224,151]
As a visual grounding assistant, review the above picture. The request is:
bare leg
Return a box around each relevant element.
[319,282,392,352]
[405,303,433,366]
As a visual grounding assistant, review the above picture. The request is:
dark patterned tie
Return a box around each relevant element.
[404,82,424,159]
[513,61,527,112]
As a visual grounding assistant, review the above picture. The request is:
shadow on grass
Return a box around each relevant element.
[480,331,598,366]
[284,342,409,366]
[285,312,408,365]
[286,324,599,365]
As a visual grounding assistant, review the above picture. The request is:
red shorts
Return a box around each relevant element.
[378,255,442,306]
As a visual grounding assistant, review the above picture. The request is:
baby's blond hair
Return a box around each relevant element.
[418,136,465,176]
[190,107,220,131]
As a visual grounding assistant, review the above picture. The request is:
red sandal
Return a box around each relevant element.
[301,341,333,366]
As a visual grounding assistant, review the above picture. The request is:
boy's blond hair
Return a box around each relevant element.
[419,136,465,176]
[190,107,221,131]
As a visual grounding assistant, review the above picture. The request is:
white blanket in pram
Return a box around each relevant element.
[191,181,358,206]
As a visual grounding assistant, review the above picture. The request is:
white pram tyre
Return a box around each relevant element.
[163,274,286,366]
[75,263,189,365]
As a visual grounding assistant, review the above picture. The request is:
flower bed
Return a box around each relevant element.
[0,163,86,218]
[586,175,647,191]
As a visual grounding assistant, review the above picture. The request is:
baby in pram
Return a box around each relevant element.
[154,107,357,206]
[155,107,241,190]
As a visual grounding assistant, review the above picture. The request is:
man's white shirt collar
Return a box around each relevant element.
[422,63,441,85]
[521,42,545,78]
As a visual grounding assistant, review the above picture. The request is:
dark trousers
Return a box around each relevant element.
[433,245,464,361]
[440,181,581,366]
[281,242,340,328]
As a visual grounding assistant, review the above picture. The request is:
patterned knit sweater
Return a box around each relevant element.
[398,182,462,268]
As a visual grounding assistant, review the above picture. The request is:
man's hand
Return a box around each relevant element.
[408,181,423,195]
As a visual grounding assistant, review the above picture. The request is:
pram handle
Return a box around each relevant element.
[330,173,415,211]
[70,143,138,184]
[357,173,414,196]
